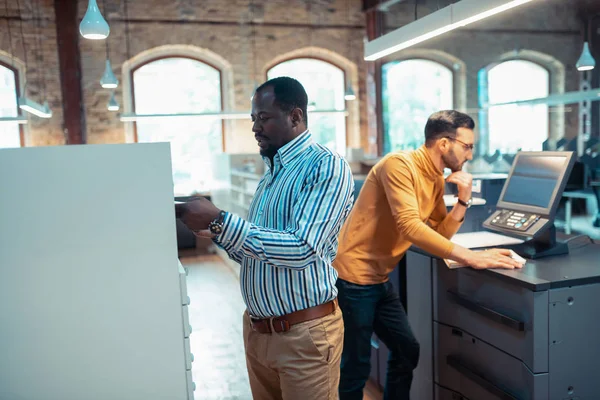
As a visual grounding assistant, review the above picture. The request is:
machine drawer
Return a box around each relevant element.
[435,383,468,400]
[434,260,548,373]
[435,322,549,400]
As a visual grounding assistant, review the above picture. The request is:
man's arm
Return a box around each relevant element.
[379,156,522,269]
[427,196,464,239]
[379,156,460,259]
[215,156,354,269]
[214,239,244,264]
[428,170,473,239]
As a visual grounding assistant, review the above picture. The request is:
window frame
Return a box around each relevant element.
[265,56,349,154]
[480,58,552,156]
[129,55,225,151]
[0,60,25,147]
[380,57,455,154]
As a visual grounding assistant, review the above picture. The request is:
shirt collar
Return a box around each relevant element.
[264,130,312,169]
[413,145,443,179]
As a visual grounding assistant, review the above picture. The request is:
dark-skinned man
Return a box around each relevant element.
[177,76,354,400]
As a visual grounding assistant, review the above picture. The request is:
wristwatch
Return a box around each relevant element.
[457,198,472,208]
[208,210,227,235]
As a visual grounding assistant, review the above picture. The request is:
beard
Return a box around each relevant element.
[442,148,463,172]
[259,144,278,160]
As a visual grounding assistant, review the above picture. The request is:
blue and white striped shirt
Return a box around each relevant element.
[215,131,354,318]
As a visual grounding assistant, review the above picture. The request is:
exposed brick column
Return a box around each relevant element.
[54,0,86,144]
[364,1,383,156]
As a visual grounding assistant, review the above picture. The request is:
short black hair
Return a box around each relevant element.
[256,76,308,125]
[424,110,475,146]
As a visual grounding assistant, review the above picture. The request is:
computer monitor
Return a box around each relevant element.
[483,151,576,259]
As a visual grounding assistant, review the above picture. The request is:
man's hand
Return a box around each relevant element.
[175,197,222,232]
[468,248,524,270]
[446,171,473,203]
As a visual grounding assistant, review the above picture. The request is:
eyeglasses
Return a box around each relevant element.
[445,136,474,151]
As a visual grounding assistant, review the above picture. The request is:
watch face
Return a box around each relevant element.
[210,223,223,235]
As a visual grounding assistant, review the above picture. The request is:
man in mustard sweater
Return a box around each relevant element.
[333,110,523,400]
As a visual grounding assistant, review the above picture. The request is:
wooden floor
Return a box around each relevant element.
[181,253,383,400]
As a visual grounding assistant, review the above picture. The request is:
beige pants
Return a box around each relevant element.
[242,304,344,400]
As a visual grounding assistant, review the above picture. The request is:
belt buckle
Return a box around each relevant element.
[250,316,261,333]
[269,317,290,333]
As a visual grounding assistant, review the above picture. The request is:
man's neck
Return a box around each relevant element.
[425,146,446,172]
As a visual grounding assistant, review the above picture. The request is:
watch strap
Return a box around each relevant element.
[457,198,470,208]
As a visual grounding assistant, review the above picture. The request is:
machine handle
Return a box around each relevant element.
[447,355,520,400]
[447,290,525,332]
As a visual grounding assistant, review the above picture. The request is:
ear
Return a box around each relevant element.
[290,108,303,128]
[438,137,450,153]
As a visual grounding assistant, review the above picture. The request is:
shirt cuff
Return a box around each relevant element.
[214,212,250,253]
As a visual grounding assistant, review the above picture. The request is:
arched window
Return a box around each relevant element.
[0,62,22,148]
[382,59,453,154]
[131,57,223,196]
[267,58,346,155]
[486,60,549,154]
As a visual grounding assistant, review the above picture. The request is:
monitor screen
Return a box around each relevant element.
[500,155,567,209]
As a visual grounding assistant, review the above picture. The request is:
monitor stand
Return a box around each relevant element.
[507,224,569,259]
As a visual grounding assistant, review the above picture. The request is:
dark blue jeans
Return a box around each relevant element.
[336,278,420,400]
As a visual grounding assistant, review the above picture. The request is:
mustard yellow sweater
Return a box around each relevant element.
[334,146,462,284]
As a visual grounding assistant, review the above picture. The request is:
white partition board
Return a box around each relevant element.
[0,143,188,400]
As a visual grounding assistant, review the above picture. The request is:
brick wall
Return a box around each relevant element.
[0,0,594,153]
[78,0,368,152]
[0,0,64,146]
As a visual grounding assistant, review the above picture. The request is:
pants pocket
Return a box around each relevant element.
[307,321,331,362]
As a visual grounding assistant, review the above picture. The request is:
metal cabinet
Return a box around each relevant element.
[406,241,600,400]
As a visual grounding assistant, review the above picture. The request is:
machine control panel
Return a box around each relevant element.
[489,209,540,232]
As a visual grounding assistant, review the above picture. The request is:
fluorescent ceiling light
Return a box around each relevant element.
[365,0,535,61]
[79,0,110,39]
[484,88,600,108]
[18,97,52,118]
[119,110,348,122]
[119,112,251,122]
[0,117,28,125]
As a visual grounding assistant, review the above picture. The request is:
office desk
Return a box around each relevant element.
[406,239,600,400]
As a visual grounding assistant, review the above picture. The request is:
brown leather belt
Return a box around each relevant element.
[249,300,336,334]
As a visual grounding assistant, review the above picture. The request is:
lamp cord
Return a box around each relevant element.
[414,0,418,21]
[103,0,110,60]
[4,0,15,70]
[124,0,131,60]
[14,0,28,93]
[250,0,256,88]
[33,0,46,100]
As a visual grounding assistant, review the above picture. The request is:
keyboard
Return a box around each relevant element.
[490,210,540,232]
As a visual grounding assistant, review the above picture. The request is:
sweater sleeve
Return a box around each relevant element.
[427,193,463,239]
[378,155,456,258]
